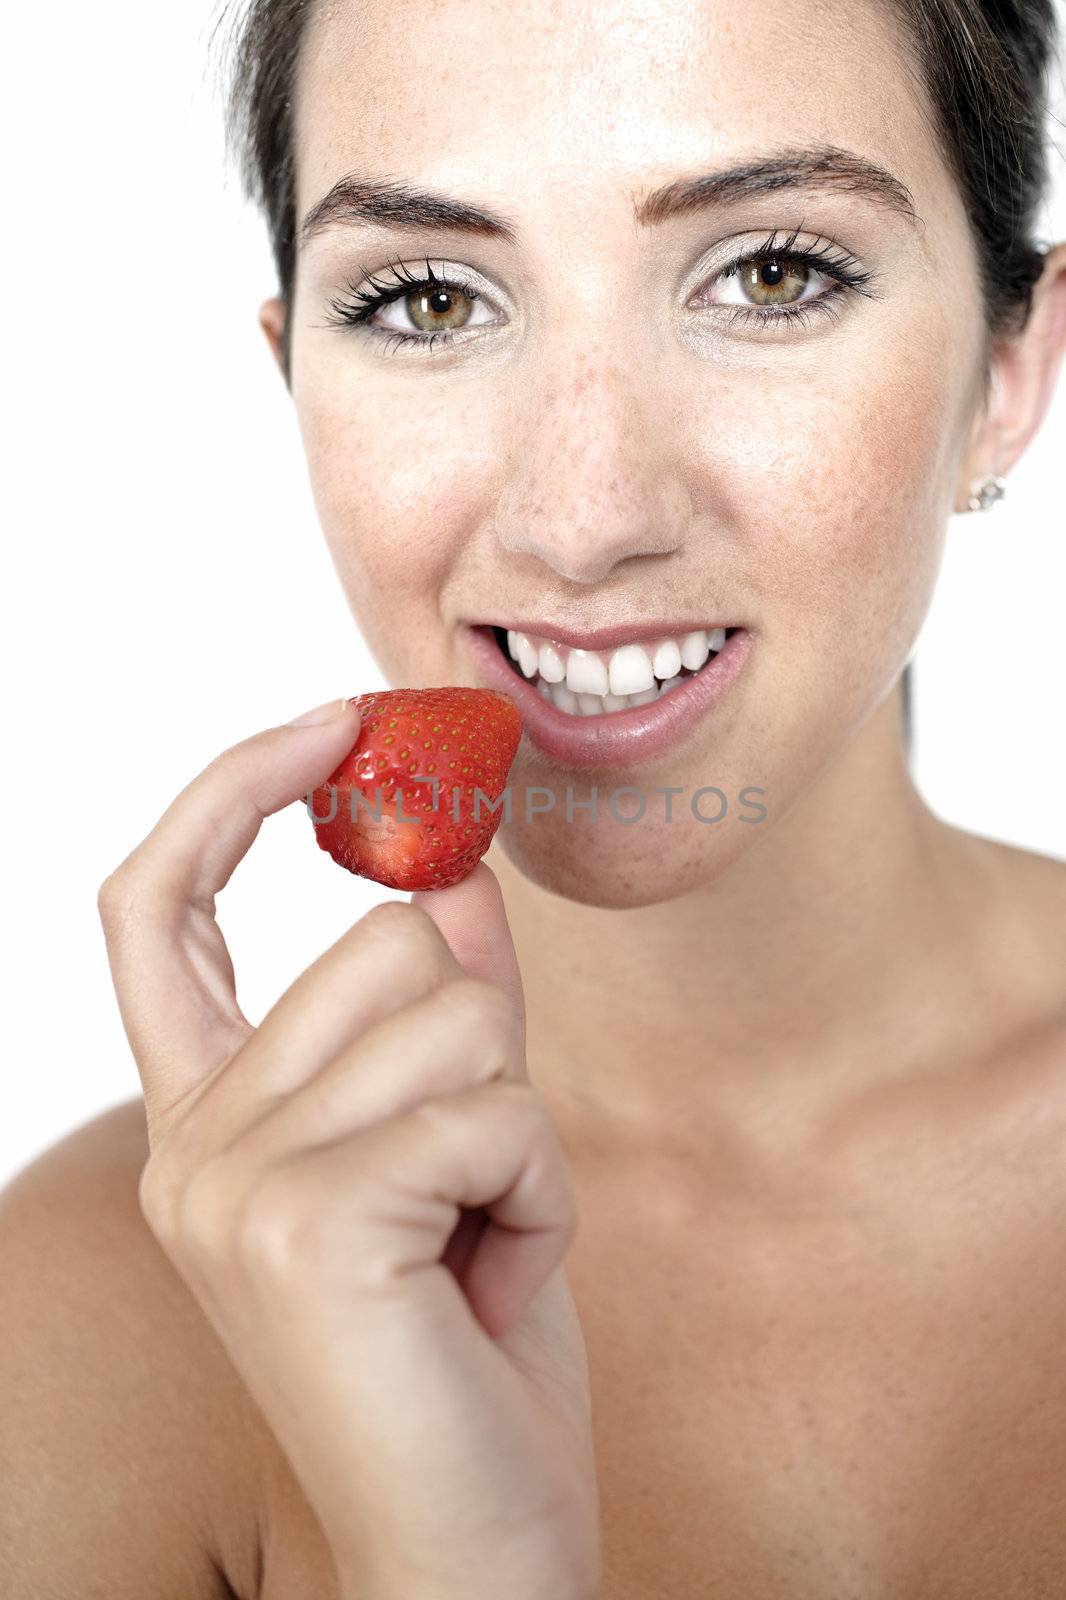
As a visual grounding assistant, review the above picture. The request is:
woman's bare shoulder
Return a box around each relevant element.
[0,1098,270,1598]
[982,834,1066,998]
[983,831,1066,898]
[941,827,1066,1086]
[950,826,1066,980]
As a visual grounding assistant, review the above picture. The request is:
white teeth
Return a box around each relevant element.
[679,629,709,671]
[651,637,682,680]
[607,643,655,697]
[566,649,610,696]
[549,681,579,714]
[537,642,566,683]
[516,633,540,678]
[501,623,731,715]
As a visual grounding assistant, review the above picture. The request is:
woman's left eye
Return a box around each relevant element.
[322,233,877,356]
[693,229,878,333]
[706,254,838,313]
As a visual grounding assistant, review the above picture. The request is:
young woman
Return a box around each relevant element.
[3,0,1065,1595]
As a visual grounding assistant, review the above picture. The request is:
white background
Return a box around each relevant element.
[3,2,1064,1189]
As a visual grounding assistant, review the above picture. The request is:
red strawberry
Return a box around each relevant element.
[308,687,522,891]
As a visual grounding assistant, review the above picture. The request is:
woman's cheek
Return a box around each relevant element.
[295,376,485,680]
[729,323,965,708]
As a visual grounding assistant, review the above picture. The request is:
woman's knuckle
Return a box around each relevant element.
[507,1081,566,1153]
[206,742,246,778]
[407,1092,455,1139]
[446,974,508,1020]
[496,1076,541,1117]
[521,1103,578,1222]
[96,866,137,930]
[232,1165,339,1280]
[174,1160,236,1259]
[230,1174,295,1273]
[359,900,451,972]
[554,1193,580,1248]
[432,975,481,1027]
[137,1151,177,1235]
[356,908,406,934]
[361,899,422,937]
[438,977,520,1053]
[405,1091,484,1162]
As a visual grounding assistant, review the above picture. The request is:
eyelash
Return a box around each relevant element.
[320,226,878,356]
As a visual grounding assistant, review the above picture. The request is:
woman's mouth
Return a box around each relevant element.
[463,622,752,768]
[495,624,735,713]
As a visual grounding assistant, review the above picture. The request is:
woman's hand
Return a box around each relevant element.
[96,699,601,1600]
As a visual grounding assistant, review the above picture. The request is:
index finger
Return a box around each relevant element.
[97,698,360,1133]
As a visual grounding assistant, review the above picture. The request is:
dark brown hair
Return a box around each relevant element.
[212,0,1062,755]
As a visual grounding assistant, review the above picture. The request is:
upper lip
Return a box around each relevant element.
[471,619,736,651]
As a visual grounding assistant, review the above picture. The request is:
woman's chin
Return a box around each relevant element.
[493,809,764,910]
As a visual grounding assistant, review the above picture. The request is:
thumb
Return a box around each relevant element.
[411,861,526,1036]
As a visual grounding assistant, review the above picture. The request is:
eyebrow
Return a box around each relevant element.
[297,143,920,250]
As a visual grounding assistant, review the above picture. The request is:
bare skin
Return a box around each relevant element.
[4,0,1066,1593]
[4,840,1066,1600]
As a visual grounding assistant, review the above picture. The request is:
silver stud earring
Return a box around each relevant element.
[967,473,1007,512]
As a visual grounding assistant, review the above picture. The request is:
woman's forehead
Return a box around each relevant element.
[291,0,952,265]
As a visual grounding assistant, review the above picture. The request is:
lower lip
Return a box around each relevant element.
[463,625,752,768]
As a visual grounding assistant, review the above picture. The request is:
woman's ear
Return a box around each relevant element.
[258,297,290,383]
[955,241,1066,512]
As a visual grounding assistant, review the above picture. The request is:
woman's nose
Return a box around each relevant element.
[491,352,689,586]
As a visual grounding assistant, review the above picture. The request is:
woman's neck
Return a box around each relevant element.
[489,691,1025,1157]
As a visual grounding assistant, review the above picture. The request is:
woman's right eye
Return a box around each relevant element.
[321,259,499,355]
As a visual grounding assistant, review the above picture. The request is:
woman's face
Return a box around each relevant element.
[275,0,986,909]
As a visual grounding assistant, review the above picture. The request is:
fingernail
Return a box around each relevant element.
[286,697,354,728]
